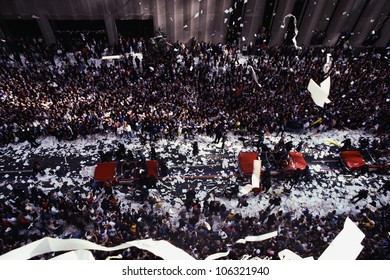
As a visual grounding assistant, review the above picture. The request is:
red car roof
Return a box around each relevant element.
[238,152,259,176]
[93,162,118,183]
[146,160,159,179]
[94,160,159,183]
[340,151,366,170]
[288,152,307,171]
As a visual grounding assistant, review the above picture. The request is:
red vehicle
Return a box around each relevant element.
[238,151,307,177]
[94,160,159,184]
[340,150,390,173]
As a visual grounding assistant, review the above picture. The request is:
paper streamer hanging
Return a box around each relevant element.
[0,237,195,260]
[205,231,277,260]
[251,160,261,189]
[247,66,262,88]
[280,14,302,50]
[240,160,261,195]
[307,76,331,107]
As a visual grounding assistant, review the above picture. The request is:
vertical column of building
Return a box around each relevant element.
[164,0,176,42]
[153,0,165,37]
[296,0,328,46]
[174,0,185,43]
[189,0,201,42]
[375,17,390,48]
[36,15,56,46]
[349,0,388,46]
[241,0,266,46]
[204,0,217,43]
[268,0,296,47]
[104,13,118,46]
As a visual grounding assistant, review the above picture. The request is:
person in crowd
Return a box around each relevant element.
[351,189,369,204]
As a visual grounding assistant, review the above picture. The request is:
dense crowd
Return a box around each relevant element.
[0,33,389,146]
[0,32,389,259]
[1,179,389,260]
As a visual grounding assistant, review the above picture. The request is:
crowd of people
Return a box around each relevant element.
[0,32,389,146]
[1,179,389,260]
[0,31,389,259]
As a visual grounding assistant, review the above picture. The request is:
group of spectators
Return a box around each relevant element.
[1,180,389,259]
[0,31,389,259]
[0,32,389,147]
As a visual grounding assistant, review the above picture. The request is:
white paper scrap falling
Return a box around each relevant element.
[281,14,302,50]
[101,55,121,60]
[323,53,332,73]
[194,12,199,18]
[247,65,262,88]
[224,18,228,23]
[319,218,365,260]
[0,237,194,260]
[307,76,331,107]
[183,25,188,29]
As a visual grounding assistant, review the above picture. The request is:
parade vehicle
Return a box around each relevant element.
[340,150,390,173]
[238,151,307,177]
[94,160,159,185]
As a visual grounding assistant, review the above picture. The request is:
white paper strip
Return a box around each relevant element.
[0,237,194,260]
[101,55,121,60]
[247,66,262,88]
[235,231,277,244]
[319,217,365,260]
[307,76,331,107]
[205,231,278,260]
[251,159,261,188]
[281,14,302,50]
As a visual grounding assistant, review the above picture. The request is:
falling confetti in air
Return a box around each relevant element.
[323,53,332,74]
[280,14,302,50]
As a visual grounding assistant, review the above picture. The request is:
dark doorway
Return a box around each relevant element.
[116,19,154,39]
[0,19,42,38]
